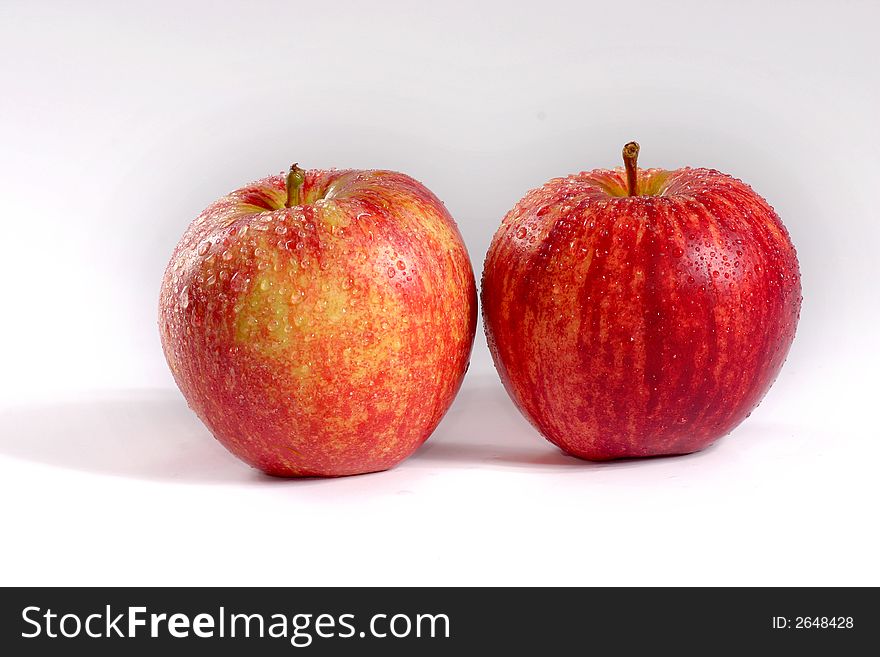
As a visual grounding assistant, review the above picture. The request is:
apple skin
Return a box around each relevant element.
[160,168,476,476]
[482,166,801,460]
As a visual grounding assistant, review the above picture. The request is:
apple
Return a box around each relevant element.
[481,143,801,460]
[159,165,477,476]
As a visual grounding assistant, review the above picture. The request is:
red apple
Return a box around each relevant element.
[482,143,801,460]
[159,165,477,476]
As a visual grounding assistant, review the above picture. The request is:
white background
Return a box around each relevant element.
[1,0,877,586]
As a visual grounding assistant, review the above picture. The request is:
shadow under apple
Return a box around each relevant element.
[413,377,720,472]
[0,378,721,485]
[0,390,252,484]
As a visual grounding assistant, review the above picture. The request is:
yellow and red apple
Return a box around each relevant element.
[482,143,801,459]
[160,166,477,476]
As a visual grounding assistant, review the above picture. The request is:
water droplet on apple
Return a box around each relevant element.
[230,273,247,292]
[197,241,210,255]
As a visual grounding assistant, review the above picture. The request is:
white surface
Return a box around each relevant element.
[1,0,877,586]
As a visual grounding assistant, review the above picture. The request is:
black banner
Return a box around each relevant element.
[1,587,875,654]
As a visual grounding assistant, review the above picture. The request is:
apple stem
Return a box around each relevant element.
[622,141,640,196]
[285,163,305,208]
